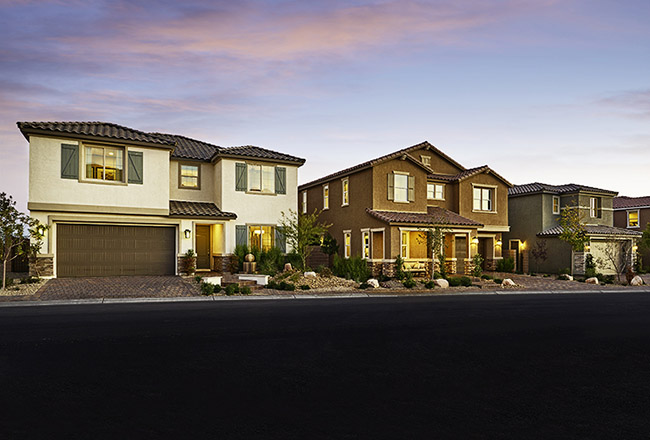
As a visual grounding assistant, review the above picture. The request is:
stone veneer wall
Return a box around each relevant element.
[30,256,53,277]
[573,252,586,275]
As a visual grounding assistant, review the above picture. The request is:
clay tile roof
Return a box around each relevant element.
[366,206,483,227]
[151,132,221,161]
[510,182,617,197]
[613,196,650,209]
[17,121,175,146]
[220,145,305,164]
[169,200,236,219]
[537,224,642,237]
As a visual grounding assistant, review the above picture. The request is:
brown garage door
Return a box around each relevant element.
[57,224,176,277]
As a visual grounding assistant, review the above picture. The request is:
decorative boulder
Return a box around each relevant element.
[434,279,449,288]
[284,263,293,272]
[367,278,380,289]
[304,271,317,278]
[630,275,644,286]
[585,277,599,285]
[501,278,516,287]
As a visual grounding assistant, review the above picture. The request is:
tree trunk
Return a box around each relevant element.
[2,259,6,290]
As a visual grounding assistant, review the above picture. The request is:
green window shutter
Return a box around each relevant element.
[408,175,415,202]
[235,225,247,247]
[387,173,394,201]
[61,144,78,179]
[235,163,247,191]
[127,151,143,184]
[275,167,286,194]
[275,228,286,253]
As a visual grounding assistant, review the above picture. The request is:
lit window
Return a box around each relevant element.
[394,174,409,202]
[421,155,431,167]
[590,197,601,218]
[362,231,370,259]
[323,184,329,210]
[553,196,560,214]
[248,164,274,193]
[179,164,199,188]
[344,232,351,258]
[473,187,493,211]
[302,191,307,214]
[249,225,275,251]
[427,183,444,200]
[628,210,639,228]
[342,178,349,206]
[401,231,409,258]
[85,146,123,181]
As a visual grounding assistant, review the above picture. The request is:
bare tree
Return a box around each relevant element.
[558,206,589,276]
[596,239,634,283]
[417,214,451,280]
[531,240,548,273]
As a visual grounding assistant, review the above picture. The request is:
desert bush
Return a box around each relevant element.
[299,284,310,290]
[481,274,492,280]
[472,253,484,277]
[402,272,416,289]
[496,257,515,273]
[448,277,461,287]
[240,285,251,295]
[194,275,203,284]
[394,255,406,281]
[332,255,370,282]
[316,266,333,278]
[424,280,436,289]
[459,276,472,287]
[225,284,237,296]
[181,249,196,275]
[200,282,215,296]
[493,278,503,284]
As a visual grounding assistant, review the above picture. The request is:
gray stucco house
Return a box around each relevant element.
[504,183,641,275]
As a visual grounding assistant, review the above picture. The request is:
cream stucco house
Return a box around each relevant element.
[19,121,304,278]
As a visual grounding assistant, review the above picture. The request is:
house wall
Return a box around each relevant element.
[28,135,170,213]
[409,146,463,175]
[458,172,509,228]
[614,207,650,231]
[504,194,541,265]
[536,237,573,274]
[426,181,458,212]
[372,158,428,213]
[169,160,215,202]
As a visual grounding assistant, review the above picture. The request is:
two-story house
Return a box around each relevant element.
[19,121,304,278]
[505,183,642,275]
[298,142,512,276]
[614,196,650,271]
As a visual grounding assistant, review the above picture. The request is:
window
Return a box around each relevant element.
[179,163,199,188]
[323,184,329,210]
[394,173,409,203]
[590,197,602,218]
[362,231,370,259]
[249,225,274,251]
[427,183,444,200]
[342,178,349,206]
[248,164,274,193]
[420,155,431,167]
[552,196,560,214]
[85,145,123,181]
[344,231,351,258]
[302,191,307,214]
[473,187,493,211]
[401,231,409,258]
[628,210,639,228]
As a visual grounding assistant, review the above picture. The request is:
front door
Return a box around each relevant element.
[196,225,211,270]
[455,236,467,274]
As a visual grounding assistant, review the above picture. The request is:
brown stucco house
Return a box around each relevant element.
[614,196,650,271]
[298,142,512,277]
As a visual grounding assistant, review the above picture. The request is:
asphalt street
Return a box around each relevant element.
[2,293,650,439]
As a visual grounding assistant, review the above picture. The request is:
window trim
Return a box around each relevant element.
[81,142,127,185]
[247,224,276,252]
[178,161,201,190]
[427,182,445,200]
[342,178,349,207]
[246,162,275,194]
[302,191,307,214]
[627,209,640,228]
[323,184,329,210]
[552,196,560,214]
[589,197,602,219]
[361,229,370,260]
[393,172,409,203]
[472,184,497,213]
[343,230,351,259]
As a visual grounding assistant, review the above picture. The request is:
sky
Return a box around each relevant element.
[1,0,649,212]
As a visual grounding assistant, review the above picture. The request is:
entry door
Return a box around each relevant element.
[455,236,467,274]
[196,225,211,270]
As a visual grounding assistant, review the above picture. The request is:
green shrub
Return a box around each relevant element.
[472,253,484,277]
[559,267,571,275]
[200,282,215,296]
[481,274,492,280]
[240,285,251,295]
[4,277,14,287]
[259,247,284,275]
[459,276,472,287]
[266,280,279,290]
[332,255,370,282]
[194,275,203,284]
[433,271,443,280]
[181,249,196,275]
[493,278,502,284]
[299,284,310,290]
[225,284,237,296]
[318,266,333,278]
[358,282,370,289]
[213,284,223,293]
[279,281,295,291]
[424,280,436,289]
[284,251,303,271]
[448,277,461,287]
[394,255,406,281]
[496,257,515,273]
[402,272,416,289]
[233,245,249,272]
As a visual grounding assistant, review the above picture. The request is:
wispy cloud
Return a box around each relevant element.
[597,89,650,120]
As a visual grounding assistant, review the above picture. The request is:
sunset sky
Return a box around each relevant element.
[1,0,649,212]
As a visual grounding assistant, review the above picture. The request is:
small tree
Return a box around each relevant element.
[558,206,589,276]
[27,222,48,278]
[320,233,339,260]
[531,240,548,273]
[417,214,451,280]
[471,253,484,277]
[277,209,331,271]
[1,193,37,289]
[597,239,634,283]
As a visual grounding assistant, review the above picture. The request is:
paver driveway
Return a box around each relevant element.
[25,276,199,301]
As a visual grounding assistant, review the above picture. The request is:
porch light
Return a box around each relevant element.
[496,240,502,247]
[184,229,192,239]
[633,245,638,252]
[471,237,479,245]
[36,225,46,236]
[584,245,590,252]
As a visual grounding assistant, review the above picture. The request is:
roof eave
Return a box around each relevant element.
[19,127,176,150]
[215,153,305,166]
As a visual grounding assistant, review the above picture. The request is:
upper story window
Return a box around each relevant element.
[590,197,602,218]
[342,178,349,206]
[420,155,431,167]
[85,145,124,182]
[427,183,444,200]
[323,184,329,210]
[302,191,307,214]
[248,164,274,193]
[552,196,560,214]
[179,163,200,189]
[627,210,639,228]
[394,173,409,203]
[473,186,494,212]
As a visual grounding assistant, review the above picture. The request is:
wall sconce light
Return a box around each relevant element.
[184,229,192,239]
[36,225,46,236]
[633,245,638,252]
[520,241,526,250]
[471,237,479,245]
[584,245,591,252]
[496,240,502,247]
